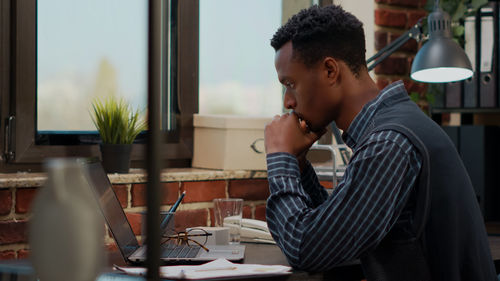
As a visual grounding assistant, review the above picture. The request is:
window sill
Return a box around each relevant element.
[0,168,268,188]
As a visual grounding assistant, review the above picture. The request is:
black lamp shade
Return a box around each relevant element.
[410,4,473,83]
[411,37,473,83]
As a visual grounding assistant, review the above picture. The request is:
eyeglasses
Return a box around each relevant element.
[162,228,212,252]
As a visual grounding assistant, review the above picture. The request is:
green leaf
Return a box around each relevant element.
[469,0,488,10]
[451,1,467,21]
[453,25,465,37]
[425,0,488,47]
[90,96,146,144]
[426,92,436,105]
[409,92,420,103]
[424,0,434,12]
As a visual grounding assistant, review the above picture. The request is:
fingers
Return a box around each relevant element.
[299,120,308,131]
[305,127,328,143]
[270,112,313,136]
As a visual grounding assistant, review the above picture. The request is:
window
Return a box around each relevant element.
[36,0,148,134]
[0,0,198,170]
[199,0,282,117]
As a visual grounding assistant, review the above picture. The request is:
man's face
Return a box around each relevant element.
[274,42,339,133]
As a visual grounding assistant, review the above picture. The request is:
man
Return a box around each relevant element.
[264,5,496,281]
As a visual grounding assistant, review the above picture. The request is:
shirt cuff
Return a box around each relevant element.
[266,152,301,179]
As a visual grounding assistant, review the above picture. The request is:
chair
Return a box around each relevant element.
[309,122,351,188]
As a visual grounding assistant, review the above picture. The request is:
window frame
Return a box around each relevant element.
[0,0,198,171]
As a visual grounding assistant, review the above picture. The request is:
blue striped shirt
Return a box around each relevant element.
[265,81,422,271]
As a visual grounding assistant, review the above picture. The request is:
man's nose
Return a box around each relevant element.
[283,91,297,110]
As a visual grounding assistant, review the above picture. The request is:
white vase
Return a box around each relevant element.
[29,158,104,281]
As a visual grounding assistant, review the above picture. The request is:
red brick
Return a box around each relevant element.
[15,188,36,214]
[321,181,334,189]
[243,205,252,219]
[174,209,208,232]
[377,78,390,90]
[255,205,266,221]
[387,0,419,7]
[112,184,128,208]
[374,56,408,75]
[374,30,388,51]
[375,9,407,28]
[131,182,179,207]
[0,189,12,215]
[180,181,226,203]
[125,212,142,235]
[0,220,28,245]
[162,182,180,204]
[376,0,427,8]
[228,179,269,200]
[17,249,29,259]
[402,79,413,92]
[0,250,15,260]
[403,79,427,95]
[131,184,146,207]
[407,10,427,28]
[389,32,418,53]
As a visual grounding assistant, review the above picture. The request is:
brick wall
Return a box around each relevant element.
[0,177,334,260]
[374,0,428,95]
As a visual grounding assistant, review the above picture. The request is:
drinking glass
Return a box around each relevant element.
[213,198,243,244]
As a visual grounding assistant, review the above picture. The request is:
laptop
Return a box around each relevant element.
[81,158,245,265]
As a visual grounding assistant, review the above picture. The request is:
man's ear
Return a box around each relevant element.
[324,57,339,85]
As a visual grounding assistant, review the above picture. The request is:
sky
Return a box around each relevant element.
[199,0,281,86]
[37,0,282,131]
[199,0,283,116]
[37,0,148,130]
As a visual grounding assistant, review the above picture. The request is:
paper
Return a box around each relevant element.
[114,258,292,280]
[480,9,494,73]
[464,16,475,71]
[241,237,276,244]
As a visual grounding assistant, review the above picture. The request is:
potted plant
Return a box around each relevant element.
[90,96,146,173]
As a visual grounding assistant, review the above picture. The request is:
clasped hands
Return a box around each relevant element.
[264,112,326,162]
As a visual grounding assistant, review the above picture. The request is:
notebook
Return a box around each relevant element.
[81,158,245,265]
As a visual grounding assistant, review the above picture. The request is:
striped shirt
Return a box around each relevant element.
[265,81,422,271]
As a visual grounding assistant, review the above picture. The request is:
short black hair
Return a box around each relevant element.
[271,5,366,76]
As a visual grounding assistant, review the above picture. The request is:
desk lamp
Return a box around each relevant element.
[367,0,473,83]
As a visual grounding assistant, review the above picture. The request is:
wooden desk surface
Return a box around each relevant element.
[2,237,500,281]
[241,236,500,281]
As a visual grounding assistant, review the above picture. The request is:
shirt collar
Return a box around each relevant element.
[342,81,407,148]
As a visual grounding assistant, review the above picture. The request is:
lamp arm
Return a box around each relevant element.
[367,19,424,71]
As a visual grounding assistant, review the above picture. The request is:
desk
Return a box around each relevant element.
[241,243,363,281]
[2,237,500,281]
[104,243,362,281]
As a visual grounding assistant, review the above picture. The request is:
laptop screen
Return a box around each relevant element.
[83,160,140,259]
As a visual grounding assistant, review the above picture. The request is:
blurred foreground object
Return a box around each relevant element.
[29,158,104,281]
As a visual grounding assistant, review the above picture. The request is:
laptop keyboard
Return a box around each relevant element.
[161,244,201,259]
